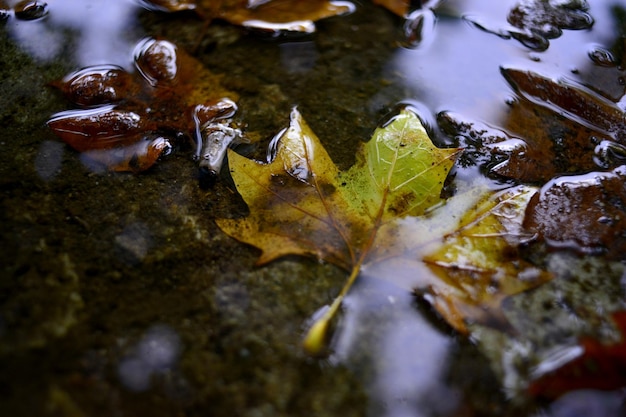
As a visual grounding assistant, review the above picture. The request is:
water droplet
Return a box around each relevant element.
[62,65,135,106]
[404,9,436,49]
[134,38,178,86]
[588,46,615,67]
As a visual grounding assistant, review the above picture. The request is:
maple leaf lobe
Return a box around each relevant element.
[217,107,460,273]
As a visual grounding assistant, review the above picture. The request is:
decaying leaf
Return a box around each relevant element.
[142,0,355,33]
[523,166,626,260]
[440,67,626,183]
[503,68,626,143]
[421,185,551,333]
[500,68,626,180]
[217,107,460,352]
[217,108,460,269]
[217,107,551,352]
[48,38,240,173]
[528,310,626,400]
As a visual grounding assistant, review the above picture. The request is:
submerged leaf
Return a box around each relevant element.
[441,67,626,182]
[421,186,551,333]
[502,68,626,143]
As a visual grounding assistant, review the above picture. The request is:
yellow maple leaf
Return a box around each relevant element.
[216,108,551,354]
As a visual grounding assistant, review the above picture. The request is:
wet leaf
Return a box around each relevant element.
[503,68,626,143]
[528,310,626,399]
[441,68,626,183]
[500,68,626,181]
[48,38,240,173]
[142,0,354,33]
[523,166,626,260]
[217,107,460,353]
[217,107,551,351]
[421,186,551,333]
[217,107,459,268]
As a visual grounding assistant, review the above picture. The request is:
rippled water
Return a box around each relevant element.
[2,1,626,416]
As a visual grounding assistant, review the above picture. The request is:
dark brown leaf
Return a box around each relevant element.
[440,68,626,183]
[502,68,626,144]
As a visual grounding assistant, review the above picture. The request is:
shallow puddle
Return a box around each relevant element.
[2,1,626,416]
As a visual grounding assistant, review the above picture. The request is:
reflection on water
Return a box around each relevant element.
[279,41,317,74]
[389,0,618,127]
[34,139,64,181]
[117,324,181,392]
[545,390,626,417]
[115,221,153,265]
[332,277,458,417]
[6,0,141,67]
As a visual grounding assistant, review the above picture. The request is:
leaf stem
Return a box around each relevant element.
[302,263,361,356]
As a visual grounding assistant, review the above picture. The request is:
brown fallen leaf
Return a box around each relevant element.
[421,185,551,332]
[142,0,355,33]
[502,68,626,144]
[48,38,240,173]
[439,68,626,183]
[216,107,550,352]
[217,107,460,353]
